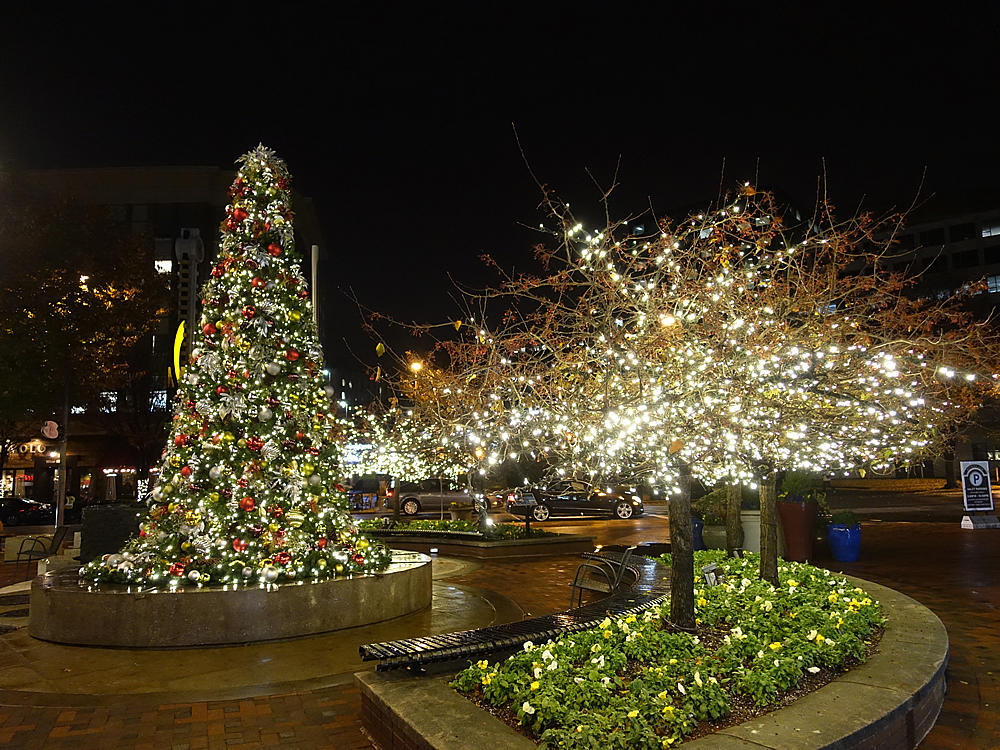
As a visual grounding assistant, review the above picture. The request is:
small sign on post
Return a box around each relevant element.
[961,461,995,511]
[960,460,1000,529]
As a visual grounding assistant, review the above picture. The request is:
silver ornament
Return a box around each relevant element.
[266,362,281,376]
[308,474,321,486]
[258,407,273,421]
[187,570,201,582]
[209,465,224,480]
[242,566,253,578]
[262,565,280,583]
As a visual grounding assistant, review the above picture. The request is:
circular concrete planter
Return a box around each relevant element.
[28,551,432,648]
[357,576,947,750]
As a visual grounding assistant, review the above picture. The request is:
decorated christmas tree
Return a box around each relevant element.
[82,146,390,586]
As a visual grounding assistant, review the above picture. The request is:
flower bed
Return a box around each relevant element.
[451,550,884,749]
[357,518,559,540]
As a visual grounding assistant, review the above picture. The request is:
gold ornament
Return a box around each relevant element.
[237,438,247,448]
[170,455,181,467]
[356,539,370,551]
[335,564,344,573]
[209,492,220,503]
[302,463,315,475]
[185,510,201,524]
[286,511,305,528]
[289,310,301,322]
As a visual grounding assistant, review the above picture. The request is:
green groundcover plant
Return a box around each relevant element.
[357,518,557,539]
[452,551,883,749]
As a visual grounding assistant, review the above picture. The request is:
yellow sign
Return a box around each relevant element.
[174,320,186,382]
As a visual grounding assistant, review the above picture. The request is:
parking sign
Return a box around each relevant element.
[961,461,995,512]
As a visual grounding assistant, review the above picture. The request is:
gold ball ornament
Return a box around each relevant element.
[237,438,247,448]
[209,492,221,503]
[317,558,327,570]
[286,511,305,528]
[357,539,370,551]
[289,310,301,322]
[335,564,344,573]
[269,522,280,533]
[185,510,201,524]
[302,463,315,475]
[170,455,182,467]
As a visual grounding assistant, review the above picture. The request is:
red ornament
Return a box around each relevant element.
[232,539,248,553]
[285,349,300,361]
[296,431,305,440]
[203,323,217,335]
[251,276,264,288]
[267,243,282,257]
[216,386,228,395]
[309,447,321,456]
[185,400,196,410]
[334,484,345,493]
[228,368,238,378]
[245,259,259,270]
[174,434,188,446]
[353,554,364,565]
[232,207,248,222]
[270,505,284,518]
[169,562,187,577]
[211,265,225,278]
[282,440,296,452]
[237,477,248,488]
[274,551,291,565]
[298,289,309,299]
[317,537,327,549]
[247,436,264,451]
[239,496,255,512]
[180,466,192,478]
[242,305,256,319]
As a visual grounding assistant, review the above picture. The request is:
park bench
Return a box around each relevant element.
[359,545,671,671]
[11,526,72,583]
[568,544,637,608]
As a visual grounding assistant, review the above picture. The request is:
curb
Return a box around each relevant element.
[355,577,947,750]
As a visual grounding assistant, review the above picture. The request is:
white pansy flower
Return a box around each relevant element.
[534,667,542,679]
[807,666,821,673]
[677,682,686,694]
[694,671,703,687]
[547,660,558,671]
[542,649,553,661]
[806,630,818,641]
[523,641,534,651]
[522,701,535,715]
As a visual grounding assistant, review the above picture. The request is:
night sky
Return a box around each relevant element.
[3,3,999,365]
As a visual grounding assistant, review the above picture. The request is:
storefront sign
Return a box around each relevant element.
[961,461,995,511]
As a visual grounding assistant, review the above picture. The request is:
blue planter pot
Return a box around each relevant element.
[827,523,861,562]
[692,517,706,551]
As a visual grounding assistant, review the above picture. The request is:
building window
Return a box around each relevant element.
[921,256,944,273]
[154,259,172,274]
[987,275,1000,293]
[150,390,168,411]
[949,223,975,242]
[894,234,915,249]
[952,249,980,269]
[100,391,118,412]
[982,221,1000,238]
[984,245,1000,265]
[919,228,946,245]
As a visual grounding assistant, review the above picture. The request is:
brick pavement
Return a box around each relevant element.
[0,515,997,748]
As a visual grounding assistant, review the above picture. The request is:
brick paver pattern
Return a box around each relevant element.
[1,515,997,748]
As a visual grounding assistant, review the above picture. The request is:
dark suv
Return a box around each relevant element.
[505,480,643,521]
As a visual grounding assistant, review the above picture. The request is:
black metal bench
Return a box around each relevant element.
[360,547,671,671]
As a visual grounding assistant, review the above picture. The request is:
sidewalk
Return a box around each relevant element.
[0,512,997,748]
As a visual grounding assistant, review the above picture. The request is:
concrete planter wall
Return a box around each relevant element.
[29,551,432,648]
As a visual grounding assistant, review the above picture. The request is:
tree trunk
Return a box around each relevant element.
[758,469,779,585]
[668,460,696,630]
[725,482,743,557]
[943,444,958,489]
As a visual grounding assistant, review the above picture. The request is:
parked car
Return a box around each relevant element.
[0,497,56,526]
[505,480,644,521]
[387,477,477,516]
